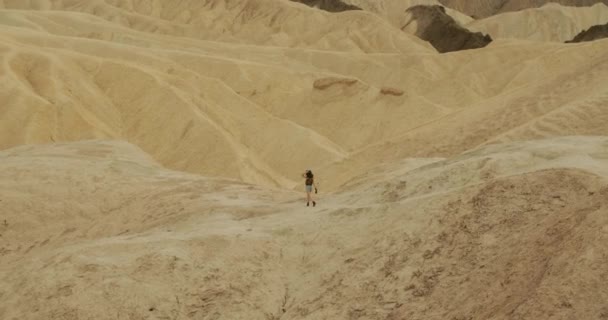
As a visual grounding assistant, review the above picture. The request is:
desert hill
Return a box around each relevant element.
[2,0,608,189]
[1,138,607,319]
[468,3,608,42]
[1,1,608,319]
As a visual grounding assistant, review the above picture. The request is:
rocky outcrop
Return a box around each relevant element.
[313,77,359,90]
[404,5,493,53]
[566,22,608,42]
[380,87,405,96]
[292,0,362,13]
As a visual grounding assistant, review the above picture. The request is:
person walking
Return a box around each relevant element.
[302,169,318,207]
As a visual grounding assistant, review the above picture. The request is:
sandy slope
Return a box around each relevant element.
[316,37,608,189]
[1,1,608,319]
[0,0,435,188]
[468,3,608,42]
[1,138,607,319]
[2,2,608,189]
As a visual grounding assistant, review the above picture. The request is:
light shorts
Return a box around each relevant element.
[305,185,313,193]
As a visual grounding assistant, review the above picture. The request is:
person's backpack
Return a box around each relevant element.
[305,172,314,185]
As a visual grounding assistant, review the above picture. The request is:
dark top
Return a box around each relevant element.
[305,177,314,186]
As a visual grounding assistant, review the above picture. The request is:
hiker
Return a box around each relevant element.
[302,169,318,207]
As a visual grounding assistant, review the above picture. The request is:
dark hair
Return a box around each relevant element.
[306,171,313,178]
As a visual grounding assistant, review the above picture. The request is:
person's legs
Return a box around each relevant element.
[305,185,316,206]
[306,185,311,205]
[308,188,316,207]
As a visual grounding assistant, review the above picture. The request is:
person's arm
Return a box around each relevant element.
[314,181,318,193]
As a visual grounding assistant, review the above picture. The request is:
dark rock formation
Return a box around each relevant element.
[566,22,608,43]
[404,5,493,53]
[292,0,362,13]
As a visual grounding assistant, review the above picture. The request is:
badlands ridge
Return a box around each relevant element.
[0,0,608,319]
